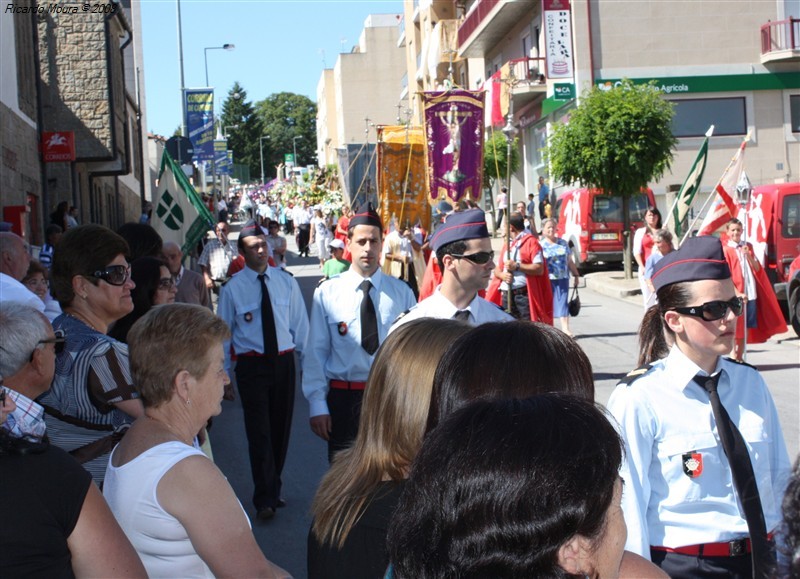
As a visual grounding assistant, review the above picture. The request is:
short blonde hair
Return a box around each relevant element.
[127,303,230,407]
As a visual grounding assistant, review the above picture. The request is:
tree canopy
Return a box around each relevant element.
[483,129,520,189]
[219,82,263,182]
[254,92,317,180]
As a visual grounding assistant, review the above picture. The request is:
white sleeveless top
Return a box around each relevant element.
[104,441,248,578]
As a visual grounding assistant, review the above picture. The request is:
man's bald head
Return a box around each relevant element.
[162,241,183,276]
[0,232,31,281]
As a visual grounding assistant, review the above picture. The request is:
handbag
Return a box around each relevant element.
[568,285,581,317]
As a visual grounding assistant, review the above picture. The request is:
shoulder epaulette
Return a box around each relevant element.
[392,308,414,324]
[617,364,653,387]
[724,356,757,370]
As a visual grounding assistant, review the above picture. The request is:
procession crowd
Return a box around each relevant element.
[0,187,798,578]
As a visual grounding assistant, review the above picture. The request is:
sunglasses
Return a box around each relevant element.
[671,297,743,322]
[90,265,130,286]
[158,277,177,290]
[30,329,67,361]
[450,251,495,265]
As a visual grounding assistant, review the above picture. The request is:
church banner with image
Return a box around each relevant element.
[422,89,485,205]
[376,125,430,233]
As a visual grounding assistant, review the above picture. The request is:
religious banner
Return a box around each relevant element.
[422,89,485,205]
[543,0,574,79]
[376,125,430,233]
[184,89,214,161]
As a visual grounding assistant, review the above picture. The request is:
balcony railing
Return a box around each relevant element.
[761,18,800,55]
[458,0,501,48]
[508,57,546,85]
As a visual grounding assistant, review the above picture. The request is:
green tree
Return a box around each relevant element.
[546,79,676,278]
[254,92,317,180]
[483,130,521,228]
[219,82,263,183]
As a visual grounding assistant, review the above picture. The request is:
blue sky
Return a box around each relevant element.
[141,0,404,136]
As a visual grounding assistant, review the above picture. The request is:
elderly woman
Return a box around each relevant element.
[103,304,289,578]
[388,394,626,578]
[308,319,471,578]
[109,256,177,343]
[39,224,143,484]
[541,218,580,336]
[1,360,146,577]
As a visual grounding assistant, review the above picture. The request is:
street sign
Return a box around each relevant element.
[284,153,295,165]
[165,136,194,165]
[553,83,575,101]
[41,131,75,162]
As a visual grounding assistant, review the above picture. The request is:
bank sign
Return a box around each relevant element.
[596,72,800,94]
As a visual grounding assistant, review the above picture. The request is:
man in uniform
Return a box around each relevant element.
[162,241,211,309]
[217,220,309,521]
[197,222,237,309]
[392,208,512,329]
[302,204,415,461]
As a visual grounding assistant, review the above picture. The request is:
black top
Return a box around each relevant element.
[0,443,92,578]
[307,480,404,579]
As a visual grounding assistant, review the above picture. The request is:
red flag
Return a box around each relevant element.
[697,138,748,236]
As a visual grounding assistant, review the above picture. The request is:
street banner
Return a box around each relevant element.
[672,126,713,237]
[184,89,214,161]
[422,89,485,205]
[543,0,574,79]
[214,140,229,175]
[152,149,215,255]
[376,125,431,233]
[697,136,748,236]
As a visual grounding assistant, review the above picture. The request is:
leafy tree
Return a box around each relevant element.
[546,79,676,278]
[483,130,521,225]
[219,82,263,183]
[254,92,317,180]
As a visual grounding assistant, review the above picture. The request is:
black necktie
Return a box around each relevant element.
[694,373,772,577]
[257,273,279,359]
[360,279,379,355]
[453,309,471,322]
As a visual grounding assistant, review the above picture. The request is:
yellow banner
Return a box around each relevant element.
[376,125,431,232]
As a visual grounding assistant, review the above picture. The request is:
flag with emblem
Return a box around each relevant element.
[672,126,713,237]
[152,149,214,255]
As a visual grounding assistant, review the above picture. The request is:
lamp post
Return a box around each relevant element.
[259,136,271,184]
[204,44,235,87]
[223,124,239,138]
[501,75,518,314]
[292,135,303,168]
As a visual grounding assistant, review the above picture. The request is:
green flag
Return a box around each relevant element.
[152,149,215,255]
[673,126,713,237]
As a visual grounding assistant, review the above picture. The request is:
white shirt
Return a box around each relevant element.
[391,287,513,331]
[302,269,416,417]
[728,240,757,300]
[607,345,791,558]
[217,265,309,375]
[197,238,237,281]
[292,206,312,225]
[0,272,46,315]
[500,234,542,291]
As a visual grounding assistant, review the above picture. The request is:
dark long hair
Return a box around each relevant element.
[388,394,623,579]
[637,281,693,366]
[108,256,167,343]
[646,206,663,230]
[0,429,48,456]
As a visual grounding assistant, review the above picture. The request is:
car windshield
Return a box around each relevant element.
[592,193,650,223]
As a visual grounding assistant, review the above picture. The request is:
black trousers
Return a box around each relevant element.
[651,549,757,579]
[235,353,295,510]
[298,224,311,256]
[501,289,530,320]
[326,387,364,463]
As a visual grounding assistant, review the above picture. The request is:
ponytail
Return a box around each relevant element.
[637,282,692,365]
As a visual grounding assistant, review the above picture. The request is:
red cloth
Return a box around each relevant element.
[418,256,442,302]
[226,255,275,278]
[641,231,654,263]
[486,233,553,324]
[723,243,787,343]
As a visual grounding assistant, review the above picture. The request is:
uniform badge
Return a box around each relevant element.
[337,322,348,336]
[682,452,703,478]
[244,312,253,323]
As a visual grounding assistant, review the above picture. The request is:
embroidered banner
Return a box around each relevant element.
[422,89,485,204]
[376,125,430,233]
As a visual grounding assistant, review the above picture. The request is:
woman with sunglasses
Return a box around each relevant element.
[608,236,791,578]
[109,256,177,344]
[39,224,145,485]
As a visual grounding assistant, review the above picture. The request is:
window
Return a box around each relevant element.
[591,193,650,223]
[782,193,799,239]
[790,95,800,134]
[669,97,747,137]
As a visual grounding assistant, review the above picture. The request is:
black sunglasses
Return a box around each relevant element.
[89,265,130,286]
[450,251,495,265]
[30,329,67,361]
[671,297,743,322]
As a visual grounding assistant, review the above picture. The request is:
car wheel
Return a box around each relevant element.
[789,283,800,336]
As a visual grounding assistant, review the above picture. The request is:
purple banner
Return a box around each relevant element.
[423,89,485,204]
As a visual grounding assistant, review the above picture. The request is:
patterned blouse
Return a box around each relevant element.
[541,237,571,281]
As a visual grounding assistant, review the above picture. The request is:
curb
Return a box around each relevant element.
[584,272,643,306]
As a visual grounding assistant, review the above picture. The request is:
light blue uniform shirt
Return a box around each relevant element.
[607,345,791,558]
[302,269,415,418]
[217,265,309,375]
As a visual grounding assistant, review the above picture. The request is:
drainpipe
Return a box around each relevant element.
[586,0,595,86]
[31,11,49,236]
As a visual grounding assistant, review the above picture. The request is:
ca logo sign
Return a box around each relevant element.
[156,189,184,231]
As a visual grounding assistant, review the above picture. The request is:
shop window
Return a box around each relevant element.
[790,94,800,134]
[669,97,747,137]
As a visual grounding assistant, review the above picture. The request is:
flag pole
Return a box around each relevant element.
[680,130,750,245]
[663,125,714,231]
[739,174,754,362]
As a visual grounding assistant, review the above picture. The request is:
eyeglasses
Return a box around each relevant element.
[158,277,176,290]
[671,297,743,322]
[30,329,67,361]
[450,251,495,265]
[89,265,130,286]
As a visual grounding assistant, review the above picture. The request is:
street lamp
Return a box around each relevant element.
[204,44,235,86]
[223,124,239,138]
[292,135,303,168]
[259,135,271,184]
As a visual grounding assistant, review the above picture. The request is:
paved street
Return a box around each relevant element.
[209,231,800,578]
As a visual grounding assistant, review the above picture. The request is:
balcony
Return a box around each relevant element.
[508,57,548,109]
[457,0,535,58]
[760,18,800,63]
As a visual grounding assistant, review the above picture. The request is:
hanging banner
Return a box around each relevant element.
[376,125,430,233]
[184,89,214,161]
[422,89,485,205]
[543,0,574,79]
[214,140,229,175]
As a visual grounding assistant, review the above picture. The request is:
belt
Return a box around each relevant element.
[330,379,366,391]
[237,349,294,358]
[501,286,528,296]
[651,535,772,558]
